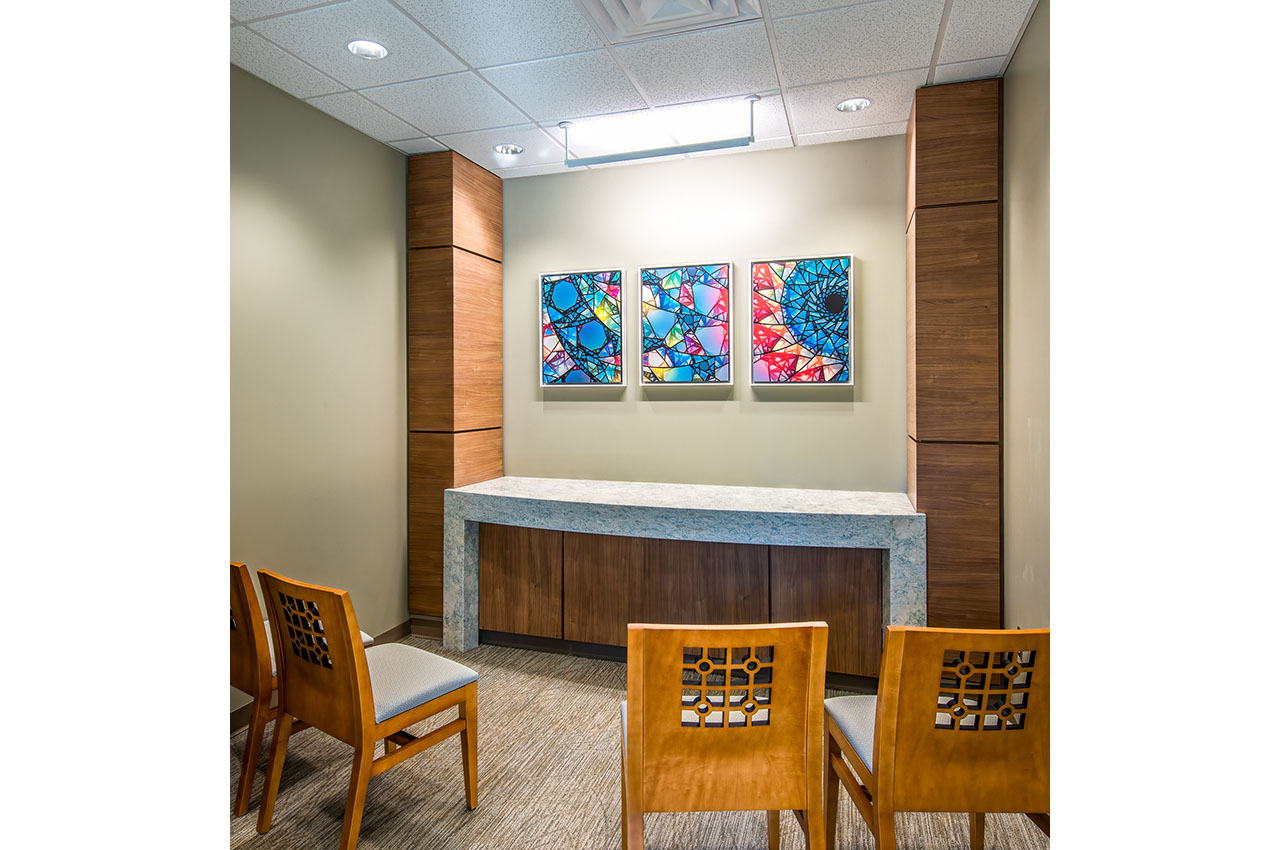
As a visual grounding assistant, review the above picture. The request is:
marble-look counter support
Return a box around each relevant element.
[443,476,926,652]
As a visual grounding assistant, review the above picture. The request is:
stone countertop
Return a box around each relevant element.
[447,476,920,518]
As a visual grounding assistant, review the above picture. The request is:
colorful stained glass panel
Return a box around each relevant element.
[540,269,624,385]
[750,256,852,384]
[639,263,732,384]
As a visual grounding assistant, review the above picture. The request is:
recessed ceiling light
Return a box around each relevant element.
[835,97,872,113]
[493,143,524,155]
[347,40,388,60]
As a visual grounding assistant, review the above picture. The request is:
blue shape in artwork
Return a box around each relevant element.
[579,319,606,351]
[552,279,578,311]
[694,325,727,355]
[646,308,678,340]
[692,283,719,316]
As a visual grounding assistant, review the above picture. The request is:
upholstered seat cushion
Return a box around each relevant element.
[266,622,373,677]
[825,694,877,770]
[366,644,479,723]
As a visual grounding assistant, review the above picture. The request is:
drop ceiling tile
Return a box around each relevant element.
[388,137,449,154]
[939,0,1036,64]
[361,73,527,135]
[773,0,944,86]
[436,125,566,171]
[769,0,877,17]
[248,0,463,90]
[932,56,1005,84]
[480,51,645,123]
[231,26,345,99]
[231,1,335,21]
[785,68,927,134]
[304,91,423,141]
[796,121,907,145]
[398,0,602,67]
[612,22,779,106]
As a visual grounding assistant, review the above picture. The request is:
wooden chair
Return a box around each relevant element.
[622,622,829,850]
[824,626,1050,850]
[230,562,373,816]
[254,569,480,850]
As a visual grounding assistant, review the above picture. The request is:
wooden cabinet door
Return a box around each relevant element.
[478,523,562,638]
[633,539,770,626]
[770,546,883,677]
[563,532,644,646]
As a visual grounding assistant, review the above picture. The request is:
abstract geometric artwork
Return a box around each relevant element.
[540,269,624,385]
[639,263,732,384]
[750,256,852,384]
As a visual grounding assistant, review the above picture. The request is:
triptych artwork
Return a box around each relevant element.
[539,256,851,388]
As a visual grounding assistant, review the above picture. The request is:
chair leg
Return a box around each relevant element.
[338,745,374,850]
[621,738,643,850]
[767,810,780,850]
[460,682,478,810]
[824,751,840,850]
[384,737,397,755]
[806,803,825,850]
[873,808,896,850]
[1025,812,1049,836]
[969,812,984,850]
[234,698,270,816]
[255,713,293,834]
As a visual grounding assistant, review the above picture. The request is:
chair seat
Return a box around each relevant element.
[825,694,877,770]
[265,622,373,677]
[366,644,478,723]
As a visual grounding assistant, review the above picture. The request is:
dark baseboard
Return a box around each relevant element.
[480,630,628,663]
[231,618,414,735]
[476,630,876,693]
[410,615,443,640]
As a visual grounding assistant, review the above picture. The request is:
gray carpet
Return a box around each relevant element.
[230,637,1049,850]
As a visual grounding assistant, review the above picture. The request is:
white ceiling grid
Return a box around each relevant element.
[229,0,1039,178]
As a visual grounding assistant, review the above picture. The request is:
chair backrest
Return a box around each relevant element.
[231,562,272,698]
[627,622,828,814]
[257,569,374,746]
[874,626,1050,814]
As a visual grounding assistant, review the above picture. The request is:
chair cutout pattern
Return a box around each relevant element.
[681,645,773,728]
[824,626,1050,850]
[255,569,480,850]
[623,622,828,850]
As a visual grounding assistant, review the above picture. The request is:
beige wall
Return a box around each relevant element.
[503,138,907,492]
[1002,0,1050,628]
[231,66,407,712]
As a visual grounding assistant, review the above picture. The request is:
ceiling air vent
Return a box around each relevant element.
[574,0,762,44]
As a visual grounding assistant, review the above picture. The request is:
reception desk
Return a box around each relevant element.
[442,477,927,672]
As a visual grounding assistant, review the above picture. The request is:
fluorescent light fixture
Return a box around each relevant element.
[562,95,760,168]
[835,97,871,112]
[346,39,388,60]
[493,143,524,155]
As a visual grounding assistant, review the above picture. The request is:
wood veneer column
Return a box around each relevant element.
[905,79,1003,628]
[406,152,503,617]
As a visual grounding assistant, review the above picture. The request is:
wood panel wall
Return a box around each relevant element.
[905,79,1003,628]
[484,525,884,677]
[407,152,503,616]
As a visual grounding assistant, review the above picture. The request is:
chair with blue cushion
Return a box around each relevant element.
[230,562,374,816]
[254,568,480,850]
[824,626,1049,850]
